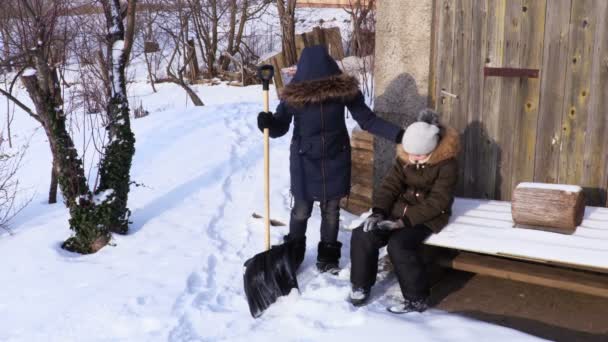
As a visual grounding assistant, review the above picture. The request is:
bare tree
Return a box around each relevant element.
[345,0,376,102]
[276,0,297,66]
[218,0,270,72]
[0,140,30,234]
[0,0,137,254]
[155,2,205,105]
[187,0,231,78]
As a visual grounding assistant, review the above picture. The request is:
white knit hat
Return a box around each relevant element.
[401,121,440,155]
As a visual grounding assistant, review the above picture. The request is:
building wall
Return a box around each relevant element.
[372,0,434,199]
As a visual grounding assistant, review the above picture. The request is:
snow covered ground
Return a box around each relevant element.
[0,78,547,342]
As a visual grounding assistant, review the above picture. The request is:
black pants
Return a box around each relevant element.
[289,198,340,243]
[350,225,432,300]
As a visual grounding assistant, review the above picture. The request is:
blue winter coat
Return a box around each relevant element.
[267,46,401,202]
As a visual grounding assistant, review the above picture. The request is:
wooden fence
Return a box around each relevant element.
[432,0,608,205]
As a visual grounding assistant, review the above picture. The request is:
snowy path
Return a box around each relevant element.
[0,82,545,342]
[159,94,544,341]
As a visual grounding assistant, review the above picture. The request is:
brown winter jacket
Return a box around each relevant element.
[373,127,460,233]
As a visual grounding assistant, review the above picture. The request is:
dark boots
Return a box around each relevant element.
[283,234,306,272]
[316,241,342,275]
[282,236,342,275]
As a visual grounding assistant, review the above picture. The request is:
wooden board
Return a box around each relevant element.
[425,197,608,274]
[439,252,608,298]
[496,0,522,200]
[511,0,546,190]
[534,0,572,185]
[451,0,472,196]
[463,0,487,197]
[582,1,608,206]
[479,0,506,199]
[434,0,457,123]
[559,0,596,188]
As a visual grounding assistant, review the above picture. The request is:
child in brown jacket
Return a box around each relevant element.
[349,109,460,313]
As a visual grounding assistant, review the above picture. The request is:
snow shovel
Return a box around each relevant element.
[243,65,299,318]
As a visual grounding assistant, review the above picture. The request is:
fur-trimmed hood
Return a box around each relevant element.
[279,74,360,107]
[397,126,460,165]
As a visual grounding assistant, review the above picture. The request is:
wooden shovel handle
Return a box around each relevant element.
[263,89,270,251]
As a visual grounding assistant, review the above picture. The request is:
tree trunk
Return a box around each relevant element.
[220,0,238,71]
[277,0,298,66]
[178,80,204,106]
[122,0,137,63]
[21,64,110,253]
[186,39,200,81]
[97,0,137,235]
[0,27,11,72]
[49,160,58,204]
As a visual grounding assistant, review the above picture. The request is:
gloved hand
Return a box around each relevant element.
[376,215,413,232]
[257,111,274,132]
[376,219,405,231]
[362,212,384,232]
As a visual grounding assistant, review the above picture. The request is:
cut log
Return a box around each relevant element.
[511,182,586,234]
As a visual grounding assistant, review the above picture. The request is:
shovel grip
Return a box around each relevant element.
[264,87,270,249]
[259,66,272,251]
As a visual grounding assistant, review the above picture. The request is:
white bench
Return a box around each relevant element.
[424,197,608,298]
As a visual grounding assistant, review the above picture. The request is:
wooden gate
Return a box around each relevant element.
[431,0,608,205]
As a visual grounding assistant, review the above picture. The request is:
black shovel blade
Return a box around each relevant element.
[243,243,299,318]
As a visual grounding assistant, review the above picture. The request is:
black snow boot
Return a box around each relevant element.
[316,241,342,275]
[283,234,306,272]
[387,297,428,314]
[348,286,371,307]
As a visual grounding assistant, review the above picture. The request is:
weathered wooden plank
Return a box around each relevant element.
[352,163,373,180]
[351,140,374,151]
[351,127,374,143]
[463,0,487,198]
[435,0,457,124]
[601,7,608,207]
[534,0,572,185]
[496,0,522,200]
[351,150,373,166]
[340,197,371,216]
[350,184,373,201]
[439,252,608,298]
[582,1,608,206]
[511,0,547,193]
[559,0,596,188]
[452,0,473,196]
[479,0,506,199]
[429,0,440,109]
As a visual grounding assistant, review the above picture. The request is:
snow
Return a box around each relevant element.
[0,8,546,342]
[0,80,546,342]
[93,189,114,205]
[112,40,125,96]
[426,198,608,271]
[22,68,37,77]
[516,182,582,193]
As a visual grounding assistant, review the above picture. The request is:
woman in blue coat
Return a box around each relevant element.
[257,45,403,274]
